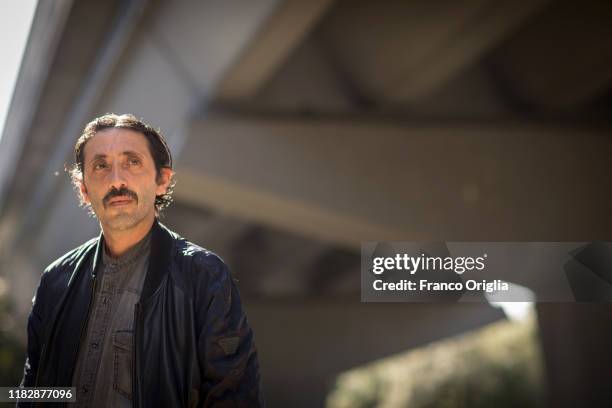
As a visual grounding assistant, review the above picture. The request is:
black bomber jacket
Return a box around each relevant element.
[19,220,264,407]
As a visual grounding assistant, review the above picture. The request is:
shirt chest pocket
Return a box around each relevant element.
[113,330,133,399]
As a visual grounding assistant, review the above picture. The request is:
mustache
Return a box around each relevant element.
[103,186,138,207]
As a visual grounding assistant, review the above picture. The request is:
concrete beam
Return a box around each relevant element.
[319,0,549,103]
[177,116,612,248]
[215,0,334,102]
[0,0,73,212]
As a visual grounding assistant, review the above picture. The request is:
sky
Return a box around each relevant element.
[0,0,38,142]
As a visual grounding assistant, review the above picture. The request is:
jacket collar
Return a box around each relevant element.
[90,218,175,303]
[142,219,175,303]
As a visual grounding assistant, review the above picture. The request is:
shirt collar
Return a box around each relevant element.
[102,228,152,270]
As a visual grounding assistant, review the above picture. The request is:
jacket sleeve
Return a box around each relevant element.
[196,256,265,407]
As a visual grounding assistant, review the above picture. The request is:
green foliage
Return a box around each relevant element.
[327,314,545,408]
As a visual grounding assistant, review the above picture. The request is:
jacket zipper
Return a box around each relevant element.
[71,276,97,387]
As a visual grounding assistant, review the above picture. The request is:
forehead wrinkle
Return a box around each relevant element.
[89,150,144,162]
[83,129,150,163]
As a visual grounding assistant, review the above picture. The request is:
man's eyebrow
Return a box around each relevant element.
[123,150,144,157]
[90,153,107,162]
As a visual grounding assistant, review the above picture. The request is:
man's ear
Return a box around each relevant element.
[156,167,174,195]
[79,181,91,205]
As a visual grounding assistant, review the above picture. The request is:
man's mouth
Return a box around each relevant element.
[108,196,134,206]
[103,187,138,208]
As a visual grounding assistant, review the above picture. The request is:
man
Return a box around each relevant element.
[20,113,264,407]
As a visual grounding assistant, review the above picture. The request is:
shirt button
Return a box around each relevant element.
[81,385,88,393]
[91,342,99,349]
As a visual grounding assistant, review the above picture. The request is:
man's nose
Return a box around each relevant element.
[108,164,127,190]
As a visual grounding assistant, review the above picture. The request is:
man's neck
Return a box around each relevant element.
[101,216,155,258]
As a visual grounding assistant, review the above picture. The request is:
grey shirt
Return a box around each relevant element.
[72,230,151,408]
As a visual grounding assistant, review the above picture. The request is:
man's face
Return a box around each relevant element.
[79,128,172,231]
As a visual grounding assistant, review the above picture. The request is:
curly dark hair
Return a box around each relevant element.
[70,113,176,215]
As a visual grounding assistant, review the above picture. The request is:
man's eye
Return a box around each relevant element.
[128,158,140,165]
[94,163,109,170]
